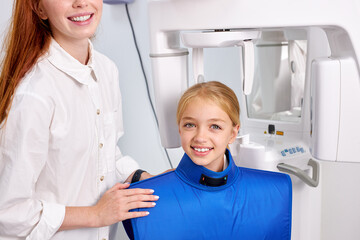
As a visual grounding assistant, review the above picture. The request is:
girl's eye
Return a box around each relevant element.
[210,124,221,130]
[184,123,195,128]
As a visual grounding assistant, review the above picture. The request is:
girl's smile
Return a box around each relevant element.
[191,146,214,157]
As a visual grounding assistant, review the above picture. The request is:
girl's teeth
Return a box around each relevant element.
[71,15,91,22]
[194,148,210,152]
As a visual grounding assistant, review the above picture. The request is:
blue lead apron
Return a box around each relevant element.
[123,150,292,240]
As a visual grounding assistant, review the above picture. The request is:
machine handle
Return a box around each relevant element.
[192,48,205,83]
[238,40,254,95]
[277,159,319,187]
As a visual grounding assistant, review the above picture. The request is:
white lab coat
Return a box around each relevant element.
[0,39,139,240]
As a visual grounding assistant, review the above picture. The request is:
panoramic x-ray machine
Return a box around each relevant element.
[147,0,360,239]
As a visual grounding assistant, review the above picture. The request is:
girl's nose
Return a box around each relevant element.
[194,127,207,143]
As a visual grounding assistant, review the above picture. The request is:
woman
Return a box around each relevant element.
[0,0,158,239]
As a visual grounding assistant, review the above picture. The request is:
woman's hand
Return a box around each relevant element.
[92,182,158,227]
[58,182,158,231]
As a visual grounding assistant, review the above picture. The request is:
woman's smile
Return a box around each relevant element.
[68,13,94,23]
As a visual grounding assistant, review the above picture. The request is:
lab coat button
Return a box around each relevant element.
[97,109,100,115]
[100,176,104,181]
[99,143,103,148]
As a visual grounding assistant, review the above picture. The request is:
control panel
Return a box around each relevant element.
[281,146,305,157]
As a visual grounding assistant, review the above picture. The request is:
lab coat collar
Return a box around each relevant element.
[175,149,239,191]
[46,38,99,85]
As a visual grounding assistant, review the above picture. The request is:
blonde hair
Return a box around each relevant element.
[176,81,240,127]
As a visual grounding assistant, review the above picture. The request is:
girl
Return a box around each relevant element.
[176,81,240,173]
[0,0,157,239]
[123,81,292,240]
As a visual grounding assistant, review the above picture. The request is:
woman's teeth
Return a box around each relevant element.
[70,15,91,22]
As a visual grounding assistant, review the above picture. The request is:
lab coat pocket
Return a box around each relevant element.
[103,111,117,172]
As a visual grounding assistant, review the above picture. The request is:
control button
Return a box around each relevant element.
[268,124,275,134]
[276,131,284,136]
[100,176,104,181]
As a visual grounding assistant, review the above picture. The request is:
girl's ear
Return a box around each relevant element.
[228,124,240,144]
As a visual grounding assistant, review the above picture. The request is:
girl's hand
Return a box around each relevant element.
[92,182,158,227]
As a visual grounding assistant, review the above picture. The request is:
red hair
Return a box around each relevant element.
[0,0,52,126]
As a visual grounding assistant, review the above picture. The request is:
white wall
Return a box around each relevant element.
[95,2,177,175]
[0,1,13,57]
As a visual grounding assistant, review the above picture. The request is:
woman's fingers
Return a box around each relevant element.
[107,182,130,193]
[125,193,159,203]
[95,183,159,225]
[118,190,159,211]
[121,188,155,197]
[108,183,155,197]
[124,211,151,220]
[126,200,157,211]
[117,188,159,212]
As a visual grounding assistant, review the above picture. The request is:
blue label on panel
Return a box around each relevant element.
[281,146,305,157]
